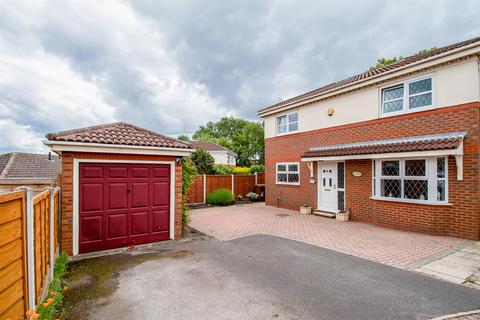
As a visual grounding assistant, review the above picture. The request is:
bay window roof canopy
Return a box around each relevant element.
[301,132,466,180]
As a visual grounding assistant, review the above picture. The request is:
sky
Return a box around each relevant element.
[0,0,479,153]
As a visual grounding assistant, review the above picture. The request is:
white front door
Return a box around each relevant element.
[318,162,338,213]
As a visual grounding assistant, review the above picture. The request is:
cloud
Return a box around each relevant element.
[0,0,479,153]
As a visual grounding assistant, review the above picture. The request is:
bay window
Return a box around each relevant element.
[373,157,447,203]
[276,162,300,185]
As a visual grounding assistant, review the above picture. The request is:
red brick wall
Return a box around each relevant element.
[60,152,183,255]
[264,102,480,239]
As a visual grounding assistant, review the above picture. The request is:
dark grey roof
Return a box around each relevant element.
[0,152,61,179]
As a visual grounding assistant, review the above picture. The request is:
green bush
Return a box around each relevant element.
[182,157,198,226]
[36,252,69,320]
[191,148,215,174]
[212,165,234,175]
[248,164,265,174]
[206,188,234,206]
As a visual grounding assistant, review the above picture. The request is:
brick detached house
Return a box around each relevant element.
[258,37,480,240]
[44,122,192,255]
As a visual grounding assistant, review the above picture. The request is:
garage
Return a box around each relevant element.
[44,122,192,255]
[79,163,171,253]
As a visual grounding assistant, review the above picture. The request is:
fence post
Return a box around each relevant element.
[203,174,207,204]
[18,187,36,311]
[231,174,234,196]
[49,188,55,279]
[255,172,258,185]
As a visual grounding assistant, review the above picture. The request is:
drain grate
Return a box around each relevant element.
[275,213,291,217]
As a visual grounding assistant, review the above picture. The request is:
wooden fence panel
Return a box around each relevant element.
[186,173,266,204]
[33,191,51,303]
[234,175,255,198]
[256,172,265,185]
[0,191,28,320]
[205,175,232,197]
[186,175,204,204]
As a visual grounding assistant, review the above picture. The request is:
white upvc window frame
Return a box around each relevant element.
[276,162,300,185]
[372,156,448,205]
[380,73,436,117]
[276,111,299,135]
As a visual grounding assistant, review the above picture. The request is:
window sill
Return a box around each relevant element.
[276,131,299,137]
[275,183,300,187]
[370,196,452,206]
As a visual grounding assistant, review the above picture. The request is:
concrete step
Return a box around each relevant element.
[313,210,336,218]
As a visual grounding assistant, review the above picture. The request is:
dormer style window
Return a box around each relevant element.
[381,75,434,116]
[276,112,298,135]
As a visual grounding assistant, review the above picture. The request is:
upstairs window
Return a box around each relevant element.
[277,112,298,134]
[381,75,434,116]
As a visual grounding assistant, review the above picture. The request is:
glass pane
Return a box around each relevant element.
[409,78,431,95]
[409,93,432,109]
[338,191,345,212]
[383,100,403,113]
[405,159,426,176]
[288,164,298,172]
[277,173,287,182]
[288,122,298,132]
[437,157,445,178]
[383,86,404,101]
[337,162,345,189]
[277,164,286,172]
[437,180,446,201]
[382,160,400,176]
[288,113,298,123]
[277,124,287,134]
[288,173,299,183]
[404,180,428,200]
[381,179,401,198]
[277,115,286,126]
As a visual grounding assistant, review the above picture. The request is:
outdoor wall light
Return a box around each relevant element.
[176,157,183,165]
[327,107,335,116]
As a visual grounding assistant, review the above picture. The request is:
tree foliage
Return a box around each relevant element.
[177,134,190,142]
[192,117,264,167]
[369,47,437,70]
[190,148,215,174]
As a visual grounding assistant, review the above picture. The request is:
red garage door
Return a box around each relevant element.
[79,163,171,253]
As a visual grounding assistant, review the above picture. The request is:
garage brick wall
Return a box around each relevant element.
[264,102,480,240]
[60,152,183,255]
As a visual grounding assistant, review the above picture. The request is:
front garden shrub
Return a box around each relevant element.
[246,192,259,201]
[206,188,234,206]
[248,164,265,174]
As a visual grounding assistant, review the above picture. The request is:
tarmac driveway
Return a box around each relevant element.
[63,234,480,320]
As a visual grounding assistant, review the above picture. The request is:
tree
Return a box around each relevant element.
[193,117,264,167]
[177,134,190,142]
[369,47,437,70]
[190,149,215,174]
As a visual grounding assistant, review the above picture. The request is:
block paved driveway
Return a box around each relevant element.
[190,203,467,268]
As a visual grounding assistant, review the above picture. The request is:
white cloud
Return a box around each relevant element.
[0,119,45,153]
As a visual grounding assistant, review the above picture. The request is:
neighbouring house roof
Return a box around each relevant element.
[189,141,235,154]
[258,36,480,116]
[0,152,61,180]
[301,132,466,158]
[46,122,191,149]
